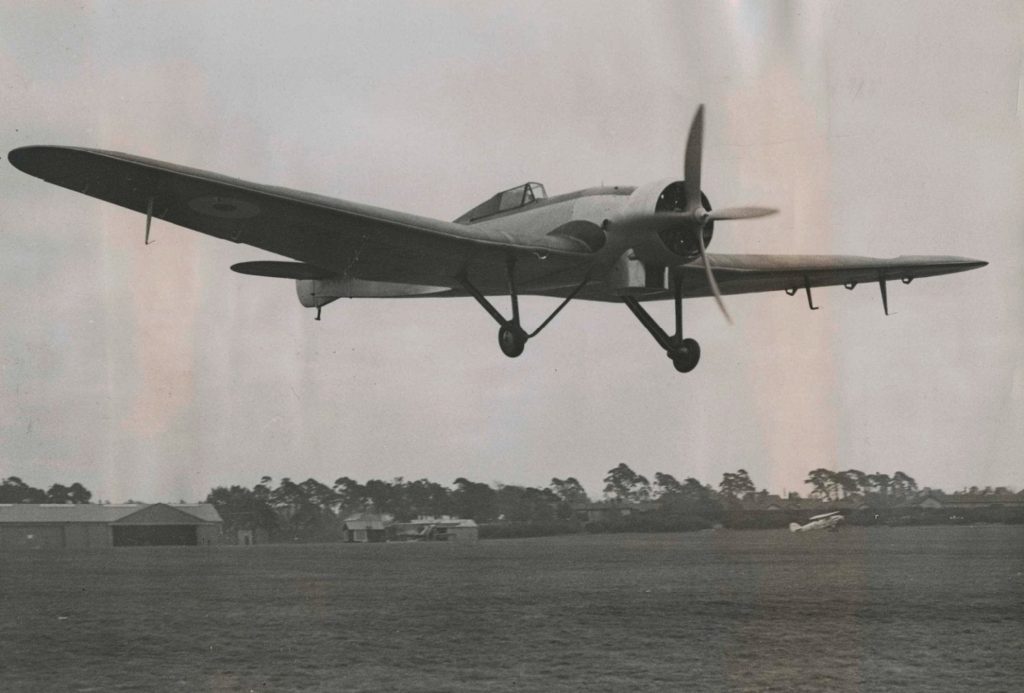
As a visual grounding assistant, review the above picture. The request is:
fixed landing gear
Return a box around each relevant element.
[498,324,528,358]
[459,260,589,359]
[671,337,700,373]
[624,272,702,373]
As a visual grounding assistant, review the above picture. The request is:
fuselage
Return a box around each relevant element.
[459,185,633,247]
[789,515,844,532]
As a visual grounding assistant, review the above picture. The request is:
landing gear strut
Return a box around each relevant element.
[623,272,701,373]
[459,260,588,359]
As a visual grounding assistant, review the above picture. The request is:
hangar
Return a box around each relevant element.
[0,503,223,549]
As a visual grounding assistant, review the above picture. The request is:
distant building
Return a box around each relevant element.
[392,516,478,542]
[572,501,660,524]
[342,511,388,543]
[915,493,945,509]
[235,528,269,545]
[0,503,223,549]
[912,492,1024,510]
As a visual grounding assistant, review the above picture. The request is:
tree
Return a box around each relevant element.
[332,476,367,514]
[0,477,46,503]
[452,478,498,522]
[659,477,722,517]
[653,472,684,498]
[838,469,868,498]
[363,478,400,515]
[255,476,273,500]
[299,478,338,511]
[549,477,589,505]
[268,477,337,537]
[890,471,918,498]
[719,469,756,501]
[206,485,277,533]
[867,473,892,497]
[45,483,71,503]
[805,468,839,501]
[602,464,651,503]
[495,485,559,522]
[67,482,92,504]
[399,478,452,521]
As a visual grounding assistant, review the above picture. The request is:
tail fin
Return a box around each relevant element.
[789,522,801,533]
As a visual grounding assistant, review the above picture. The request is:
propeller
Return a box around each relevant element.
[679,105,776,323]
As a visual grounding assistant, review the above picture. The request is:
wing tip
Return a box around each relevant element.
[951,257,988,271]
[7,145,42,173]
[7,145,85,176]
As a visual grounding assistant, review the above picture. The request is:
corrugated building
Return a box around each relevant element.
[342,512,388,543]
[0,503,223,549]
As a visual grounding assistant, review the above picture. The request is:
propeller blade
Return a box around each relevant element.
[707,206,777,222]
[695,225,732,324]
[684,104,704,212]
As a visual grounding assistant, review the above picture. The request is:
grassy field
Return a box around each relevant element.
[2,526,1023,692]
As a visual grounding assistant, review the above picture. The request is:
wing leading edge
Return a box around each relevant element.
[689,253,986,297]
[545,253,985,303]
[7,146,592,291]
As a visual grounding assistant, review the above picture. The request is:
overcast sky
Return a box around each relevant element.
[2,1,1021,503]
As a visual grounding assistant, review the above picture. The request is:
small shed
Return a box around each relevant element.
[342,512,387,543]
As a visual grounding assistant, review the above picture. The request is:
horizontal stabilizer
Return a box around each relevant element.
[230,261,335,280]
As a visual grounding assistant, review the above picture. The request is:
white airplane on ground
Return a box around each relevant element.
[8,106,986,372]
[789,511,844,533]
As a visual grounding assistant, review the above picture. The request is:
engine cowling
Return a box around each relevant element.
[606,179,714,280]
[652,181,713,261]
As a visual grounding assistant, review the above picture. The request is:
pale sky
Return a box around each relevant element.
[2,1,1021,503]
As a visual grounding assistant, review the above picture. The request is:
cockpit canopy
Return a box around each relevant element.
[455,182,547,223]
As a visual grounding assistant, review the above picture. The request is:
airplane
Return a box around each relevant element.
[789,511,845,533]
[8,106,986,373]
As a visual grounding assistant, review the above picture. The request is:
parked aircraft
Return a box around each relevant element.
[8,106,986,372]
[789,511,845,533]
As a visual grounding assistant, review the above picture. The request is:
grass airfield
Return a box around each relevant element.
[2,526,1023,692]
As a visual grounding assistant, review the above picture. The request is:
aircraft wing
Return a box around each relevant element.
[697,254,986,297]
[809,511,841,521]
[7,146,592,291]
[557,253,985,302]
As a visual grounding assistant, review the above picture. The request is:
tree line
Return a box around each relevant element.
[10,466,1019,538]
[0,477,93,504]
[202,464,923,540]
[803,468,918,500]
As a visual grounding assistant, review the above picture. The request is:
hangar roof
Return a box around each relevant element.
[0,503,222,524]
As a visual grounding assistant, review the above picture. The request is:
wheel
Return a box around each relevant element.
[670,337,700,373]
[498,324,527,358]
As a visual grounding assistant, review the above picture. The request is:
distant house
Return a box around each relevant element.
[236,528,270,545]
[342,512,388,543]
[914,492,945,509]
[572,501,660,524]
[0,503,223,549]
[391,516,478,542]
[917,492,1024,510]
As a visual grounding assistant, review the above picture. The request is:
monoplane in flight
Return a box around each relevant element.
[789,511,845,533]
[9,106,986,372]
